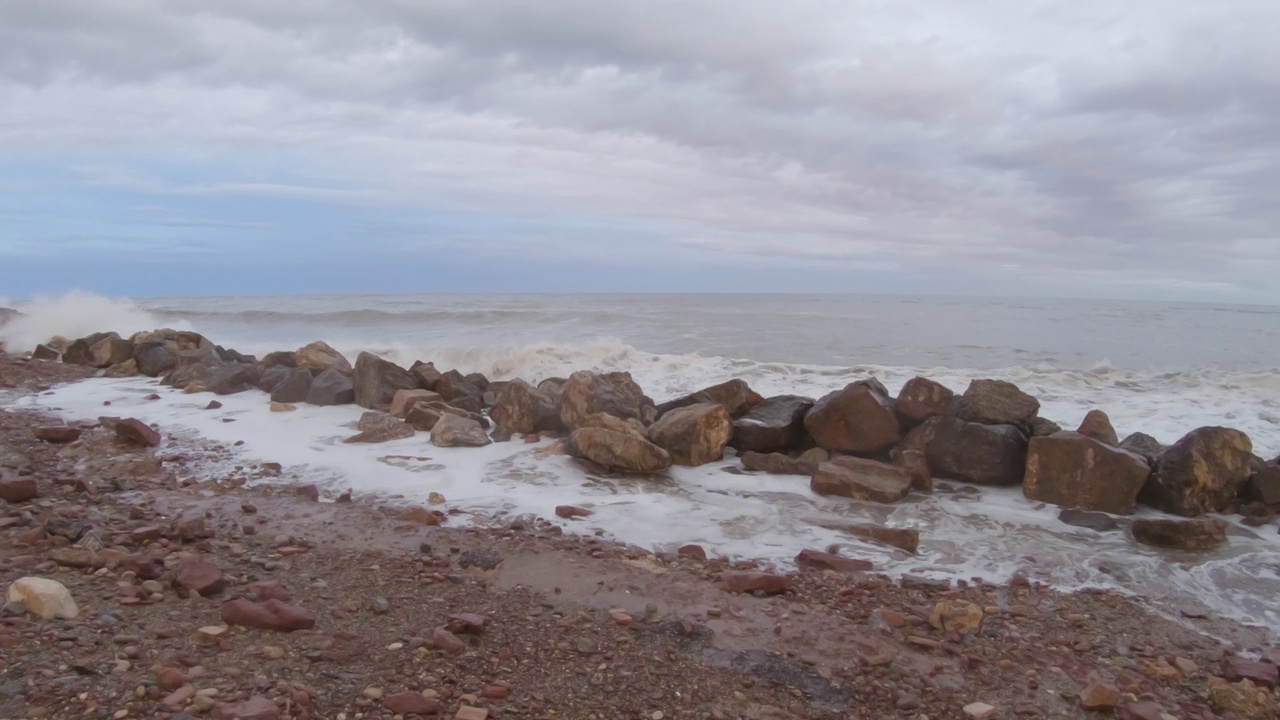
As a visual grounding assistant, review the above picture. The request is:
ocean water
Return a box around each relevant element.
[4,292,1280,633]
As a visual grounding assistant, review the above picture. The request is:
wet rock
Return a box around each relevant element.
[892,448,932,492]
[206,400,223,410]
[269,401,296,412]
[740,448,827,476]
[344,412,414,444]
[220,598,316,632]
[811,456,912,503]
[648,402,733,466]
[1120,432,1164,464]
[803,379,901,455]
[895,376,955,426]
[1141,426,1253,516]
[385,692,440,716]
[115,418,161,447]
[65,331,133,368]
[174,557,227,597]
[1057,509,1119,532]
[929,600,983,634]
[211,696,279,720]
[1131,517,1227,550]
[32,343,60,361]
[555,505,592,519]
[269,367,312,404]
[409,360,442,390]
[352,351,419,409]
[731,394,813,453]
[389,389,443,418]
[399,506,443,526]
[434,370,485,412]
[134,342,181,377]
[1078,681,1121,711]
[677,544,707,561]
[1029,417,1063,437]
[431,627,467,655]
[430,413,492,448]
[721,571,790,595]
[1076,409,1119,445]
[1243,462,1280,506]
[1208,679,1274,719]
[911,416,1027,486]
[7,577,79,619]
[306,367,355,406]
[490,378,560,434]
[655,379,762,419]
[559,370,656,429]
[0,478,39,503]
[834,524,920,554]
[105,358,139,377]
[566,423,672,474]
[537,377,568,405]
[1225,657,1279,689]
[257,365,291,393]
[956,379,1040,431]
[295,341,351,375]
[1023,432,1151,514]
[405,401,488,432]
[795,549,872,573]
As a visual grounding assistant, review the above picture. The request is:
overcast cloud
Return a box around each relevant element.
[1,0,1278,301]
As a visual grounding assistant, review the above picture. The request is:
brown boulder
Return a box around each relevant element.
[895,377,955,425]
[134,342,180,377]
[1023,432,1150,514]
[956,379,1040,431]
[559,370,656,430]
[389,389,443,418]
[1078,681,1121,711]
[1131,518,1227,551]
[385,692,440,716]
[1225,657,1279,689]
[730,395,813,453]
[1029,417,1063,437]
[405,401,488,432]
[430,627,467,655]
[115,418,161,447]
[892,448,932,492]
[1141,427,1253,516]
[555,505,592,519]
[105,358,139,377]
[269,367,312,404]
[174,557,228,597]
[1243,463,1280,506]
[741,448,828,476]
[430,414,492,448]
[647,402,732,466]
[795,549,872,573]
[295,341,351,375]
[0,478,39,503]
[929,600,983,634]
[409,360,441,390]
[34,426,81,444]
[84,332,134,368]
[490,379,560,434]
[721,571,790,595]
[1119,432,1164,464]
[434,370,485,411]
[803,379,901,454]
[343,412,414,444]
[1076,410,1119,445]
[830,524,920,554]
[1208,679,1274,719]
[811,456,912,503]
[566,425,671,474]
[32,343,60,361]
[655,379,762,419]
[537,377,568,406]
[306,367,355,406]
[912,416,1027,486]
[220,598,316,632]
[353,352,419,409]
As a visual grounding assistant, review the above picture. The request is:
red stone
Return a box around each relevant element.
[444,613,488,635]
[155,666,191,691]
[677,544,707,561]
[34,426,81,443]
[795,549,873,573]
[1225,657,1278,689]
[1079,681,1121,710]
[555,505,592,519]
[721,571,791,595]
[482,684,510,699]
[174,557,227,597]
[430,627,467,655]
[116,418,161,447]
[384,692,440,715]
[211,696,279,720]
[247,580,292,603]
[220,599,316,632]
[0,478,39,503]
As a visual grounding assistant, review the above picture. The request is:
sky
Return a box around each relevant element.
[1,1,1278,302]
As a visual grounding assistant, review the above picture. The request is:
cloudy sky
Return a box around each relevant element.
[1,1,1278,301]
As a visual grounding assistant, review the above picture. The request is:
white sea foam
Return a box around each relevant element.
[0,291,182,353]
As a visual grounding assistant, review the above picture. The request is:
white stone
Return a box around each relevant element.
[963,702,997,720]
[7,577,79,619]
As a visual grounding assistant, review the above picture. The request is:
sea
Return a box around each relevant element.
[3,292,1280,634]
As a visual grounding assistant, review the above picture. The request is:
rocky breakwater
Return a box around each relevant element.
[41,328,1280,563]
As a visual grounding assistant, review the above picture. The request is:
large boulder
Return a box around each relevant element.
[296,341,351,375]
[655,379,762,419]
[1076,410,1119,446]
[343,412,414,444]
[134,343,180,377]
[257,365,291,393]
[741,448,828,476]
[811,456,912,503]
[895,377,955,426]
[434,370,485,412]
[64,332,133,368]
[911,416,1027,486]
[731,395,813,453]
[1119,432,1164,465]
[1243,462,1280,507]
[1140,427,1253,516]
[405,401,488,432]
[956,379,1039,431]
[1132,518,1227,551]
[7,577,79,619]
[803,379,901,455]
[352,352,419,409]
[559,371,656,430]
[389,389,443,418]
[430,413,492,448]
[567,420,671,474]
[537,378,569,406]
[647,402,732,466]
[1023,432,1150,514]
[1029,417,1063,437]
[490,379,560,434]
[409,361,442,390]
[269,368,313,404]
[306,368,355,406]
[164,357,254,395]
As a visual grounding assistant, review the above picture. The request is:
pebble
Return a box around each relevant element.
[261,646,285,660]
[963,702,997,719]
[362,687,383,700]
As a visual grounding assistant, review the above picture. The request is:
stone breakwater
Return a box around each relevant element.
[31,329,1280,555]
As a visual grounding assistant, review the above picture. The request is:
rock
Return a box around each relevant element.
[1244,463,1280,506]
[677,544,707,561]
[1119,701,1168,720]
[253,350,297,376]
[211,696,279,720]
[105,358,139,377]
[389,389,443,418]
[344,412,415,444]
[559,370,656,430]
[566,425,672,474]
[1208,679,1274,719]
[115,418,161,447]
[895,377,955,426]
[248,581,292,602]
[555,505,592,519]
[730,395,813,453]
[409,361,442,390]
[1079,682,1121,711]
[647,402,733,466]
[67,332,133,368]
[1077,410,1119,445]
[270,401,296,412]
[399,506,444,526]
[0,478,39,503]
[1029,417,1063,437]
[811,456,912,503]
[431,627,467,655]
[490,379,560,434]
[912,416,1027,486]
[803,379,902,454]
[740,448,828,475]
[1120,432,1164,464]
[220,599,316,632]
[456,708,489,720]
[836,525,920,554]
[257,365,291,393]
[962,702,997,720]
[1141,427,1253,516]
[445,613,489,634]
[155,667,191,691]
[795,549,872,573]
[295,341,351,375]
[269,367,312,404]
[1131,518,1227,550]
[537,377,568,405]
[307,367,355,406]
[957,379,1040,432]
[1225,657,1279,689]
[892,448,932,492]
[206,400,223,410]
[434,371,485,412]
[721,571,790,595]
[134,343,180,377]
[929,600,983,634]
[1057,509,1119,531]
[353,352,419,409]
[1023,431,1151,514]
[32,343,60,361]
[405,401,488,431]
[7,577,79,619]
[655,379,762,419]
[385,692,440,716]
[174,557,227,597]
[430,414,492,448]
